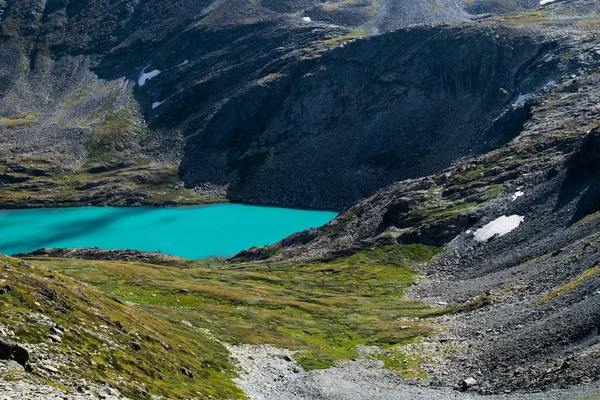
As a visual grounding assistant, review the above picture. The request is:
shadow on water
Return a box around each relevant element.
[0,207,154,254]
[0,220,27,230]
[153,215,180,225]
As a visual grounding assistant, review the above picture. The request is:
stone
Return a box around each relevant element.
[18,261,34,268]
[460,377,478,391]
[40,364,60,374]
[47,335,62,343]
[129,340,142,351]
[181,367,194,378]
[0,337,30,367]
[51,327,64,337]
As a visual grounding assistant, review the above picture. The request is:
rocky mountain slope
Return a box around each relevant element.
[0,0,549,209]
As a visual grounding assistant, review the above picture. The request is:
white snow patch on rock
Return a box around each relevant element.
[474,215,524,243]
[178,60,189,67]
[540,0,557,5]
[152,100,166,109]
[302,16,311,22]
[138,68,161,86]
[512,191,525,201]
[514,93,531,106]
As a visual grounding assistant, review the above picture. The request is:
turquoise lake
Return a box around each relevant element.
[0,205,337,259]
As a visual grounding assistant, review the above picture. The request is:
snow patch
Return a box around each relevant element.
[514,93,531,106]
[512,191,525,201]
[178,60,189,67]
[540,0,557,5]
[302,16,311,22]
[138,68,161,86]
[544,79,556,87]
[152,100,166,109]
[474,215,525,243]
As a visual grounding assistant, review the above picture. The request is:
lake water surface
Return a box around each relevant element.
[0,205,337,259]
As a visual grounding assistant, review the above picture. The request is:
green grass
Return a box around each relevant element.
[28,244,447,375]
[0,118,36,128]
[497,10,553,25]
[538,264,600,304]
[569,211,600,230]
[0,255,244,399]
[0,158,225,208]
[375,350,426,379]
[420,200,479,218]
[323,26,369,45]
[86,109,139,163]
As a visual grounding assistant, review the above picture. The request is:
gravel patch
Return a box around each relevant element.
[228,344,600,400]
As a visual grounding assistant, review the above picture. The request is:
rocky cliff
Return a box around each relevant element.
[0,0,548,209]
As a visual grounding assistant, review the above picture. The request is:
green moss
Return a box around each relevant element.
[30,244,447,377]
[375,351,426,379]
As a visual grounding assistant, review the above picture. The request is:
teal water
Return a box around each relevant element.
[0,205,337,259]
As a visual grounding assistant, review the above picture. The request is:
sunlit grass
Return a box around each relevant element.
[32,244,446,372]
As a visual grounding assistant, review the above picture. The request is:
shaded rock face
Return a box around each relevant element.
[0,0,545,209]
[0,337,29,368]
[465,0,542,15]
[181,26,545,209]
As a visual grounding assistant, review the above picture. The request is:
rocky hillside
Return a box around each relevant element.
[242,0,600,393]
[0,0,548,209]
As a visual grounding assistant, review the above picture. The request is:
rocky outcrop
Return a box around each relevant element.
[0,337,29,369]
[18,247,182,262]
[183,24,548,209]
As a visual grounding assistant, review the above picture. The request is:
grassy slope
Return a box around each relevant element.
[9,244,448,396]
[0,158,224,208]
[0,255,243,399]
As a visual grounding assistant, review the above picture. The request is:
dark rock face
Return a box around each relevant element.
[182,26,544,209]
[0,337,29,368]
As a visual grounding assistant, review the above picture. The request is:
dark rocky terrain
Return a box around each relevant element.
[0,0,553,209]
[2,0,600,399]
